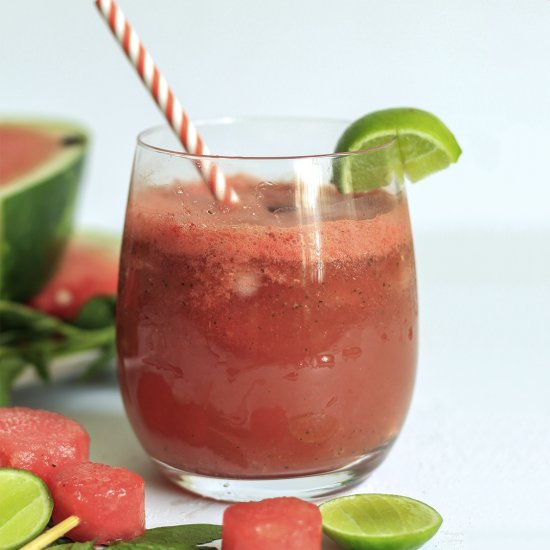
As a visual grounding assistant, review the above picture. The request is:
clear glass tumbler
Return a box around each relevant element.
[117,117,418,501]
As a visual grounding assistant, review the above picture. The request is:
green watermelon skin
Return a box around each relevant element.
[0,120,88,302]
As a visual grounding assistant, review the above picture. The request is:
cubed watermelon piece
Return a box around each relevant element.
[51,462,145,544]
[222,497,322,550]
[0,407,89,488]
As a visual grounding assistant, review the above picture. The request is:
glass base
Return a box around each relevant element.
[153,443,392,502]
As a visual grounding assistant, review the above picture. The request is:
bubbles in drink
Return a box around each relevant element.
[272,205,300,226]
[316,353,336,368]
[233,271,260,297]
[255,180,274,203]
[342,347,362,361]
[317,189,397,222]
[289,412,339,444]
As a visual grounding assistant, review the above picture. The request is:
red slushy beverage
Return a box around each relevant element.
[117,175,417,479]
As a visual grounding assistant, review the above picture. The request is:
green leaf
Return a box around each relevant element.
[25,348,51,382]
[72,296,116,330]
[45,525,223,550]
[79,341,116,382]
[0,356,25,406]
[0,298,116,406]
[0,300,76,338]
[112,525,222,550]
[48,542,96,550]
[0,330,20,346]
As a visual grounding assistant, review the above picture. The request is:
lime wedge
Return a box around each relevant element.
[320,493,442,550]
[334,108,461,192]
[0,468,53,550]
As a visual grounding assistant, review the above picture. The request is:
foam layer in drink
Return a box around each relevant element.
[126,175,411,272]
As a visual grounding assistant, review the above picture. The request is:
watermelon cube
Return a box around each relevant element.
[222,497,322,550]
[0,407,89,488]
[51,462,145,544]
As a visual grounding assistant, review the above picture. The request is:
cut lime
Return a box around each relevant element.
[320,493,442,550]
[0,468,53,550]
[334,108,461,192]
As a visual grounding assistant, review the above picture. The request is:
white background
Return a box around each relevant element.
[4,1,550,548]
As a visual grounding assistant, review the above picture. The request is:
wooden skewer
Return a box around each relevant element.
[20,516,80,550]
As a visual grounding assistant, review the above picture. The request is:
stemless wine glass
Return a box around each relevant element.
[117,117,417,501]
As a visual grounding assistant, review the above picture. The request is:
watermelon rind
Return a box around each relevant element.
[0,118,88,301]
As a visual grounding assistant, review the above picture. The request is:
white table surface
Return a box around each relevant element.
[12,228,550,550]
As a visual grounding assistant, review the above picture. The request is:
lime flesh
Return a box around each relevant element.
[334,107,461,192]
[320,493,443,550]
[0,468,53,550]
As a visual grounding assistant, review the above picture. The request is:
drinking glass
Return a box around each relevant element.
[117,117,417,501]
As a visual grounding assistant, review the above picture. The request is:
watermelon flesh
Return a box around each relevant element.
[28,232,119,320]
[0,407,89,490]
[51,462,145,544]
[222,497,322,550]
[0,127,60,186]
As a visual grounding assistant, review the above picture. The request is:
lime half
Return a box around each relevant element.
[320,493,442,550]
[334,108,461,192]
[0,468,53,550]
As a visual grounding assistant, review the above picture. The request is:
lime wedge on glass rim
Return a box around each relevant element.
[334,107,462,192]
[0,468,53,550]
[320,494,443,550]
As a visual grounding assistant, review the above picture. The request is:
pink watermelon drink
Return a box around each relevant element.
[118,179,416,477]
[116,119,418,499]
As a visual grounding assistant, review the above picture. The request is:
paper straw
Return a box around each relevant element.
[95,0,238,204]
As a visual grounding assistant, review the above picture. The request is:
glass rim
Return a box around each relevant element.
[136,116,397,161]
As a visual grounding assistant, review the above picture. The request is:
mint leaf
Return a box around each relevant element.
[73,296,116,330]
[48,542,96,550]
[0,356,25,406]
[45,525,222,550]
[0,300,75,338]
[79,341,116,382]
[0,298,116,405]
[112,525,222,550]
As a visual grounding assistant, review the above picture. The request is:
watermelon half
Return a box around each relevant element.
[0,119,88,301]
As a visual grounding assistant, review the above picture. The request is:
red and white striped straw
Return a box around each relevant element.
[95,0,238,205]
